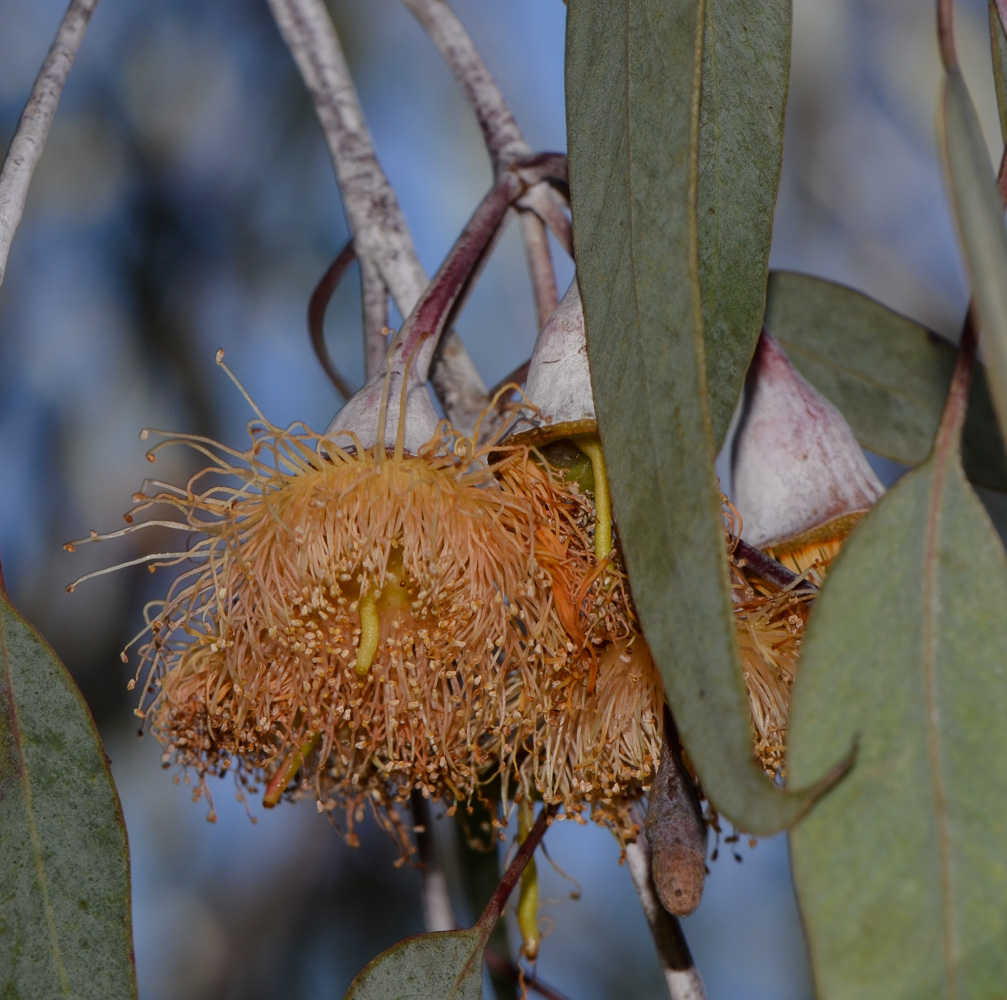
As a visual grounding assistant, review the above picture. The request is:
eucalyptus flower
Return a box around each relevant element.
[731,331,884,774]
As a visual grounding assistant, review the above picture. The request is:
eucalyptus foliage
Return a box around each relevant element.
[2,1,1006,998]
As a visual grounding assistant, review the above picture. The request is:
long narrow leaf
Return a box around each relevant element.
[566,0,838,834]
[0,565,137,1000]
[700,0,791,447]
[990,0,1007,142]
[939,69,1007,448]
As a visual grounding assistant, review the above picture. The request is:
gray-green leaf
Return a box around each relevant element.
[344,928,484,1000]
[765,271,1007,490]
[939,69,1007,453]
[789,446,1007,997]
[989,0,1007,143]
[566,0,839,835]
[700,0,791,447]
[0,565,137,1000]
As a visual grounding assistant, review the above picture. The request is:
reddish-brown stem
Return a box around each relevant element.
[935,312,978,454]
[308,240,357,399]
[482,950,575,1000]
[732,538,818,594]
[937,0,957,70]
[400,0,527,171]
[399,0,566,331]
[396,155,569,380]
[478,805,554,928]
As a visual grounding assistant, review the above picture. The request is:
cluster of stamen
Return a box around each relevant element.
[74,388,673,850]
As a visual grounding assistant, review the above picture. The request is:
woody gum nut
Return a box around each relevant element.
[645,736,707,917]
[731,331,884,549]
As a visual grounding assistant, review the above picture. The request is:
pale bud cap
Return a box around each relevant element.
[732,332,883,549]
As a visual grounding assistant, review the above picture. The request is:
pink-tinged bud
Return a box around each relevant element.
[731,331,883,552]
[326,338,442,455]
[509,280,598,441]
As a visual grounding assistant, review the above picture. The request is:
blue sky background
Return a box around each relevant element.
[0,1,999,997]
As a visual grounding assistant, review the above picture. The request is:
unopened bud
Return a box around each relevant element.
[732,331,883,550]
[509,280,597,442]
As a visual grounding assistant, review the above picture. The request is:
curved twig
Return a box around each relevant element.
[411,791,457,933]
[308,240,357,399]
[0,0,100,291]
[264,0,488,424]
[401,0,567,327]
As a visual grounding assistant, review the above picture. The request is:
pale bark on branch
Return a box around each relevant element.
[264,0,488,427]
[0,0,100,292]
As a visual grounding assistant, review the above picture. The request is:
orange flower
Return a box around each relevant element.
[730,331,884,775]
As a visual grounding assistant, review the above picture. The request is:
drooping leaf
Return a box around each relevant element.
[939,69,1007,450]
[765,271,1007,490]
[344,927,484,1000]
[566,0,839,834]
[989,0,1007,141]
[788,442,1007,997]
[0,563,137,1000]
[699,0,792,448]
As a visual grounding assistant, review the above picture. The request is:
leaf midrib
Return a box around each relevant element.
[922,450,960,999]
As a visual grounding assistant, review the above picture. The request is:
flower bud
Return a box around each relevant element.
[508,280,597,442]
[730,332,883,775]
[732,331,883,557]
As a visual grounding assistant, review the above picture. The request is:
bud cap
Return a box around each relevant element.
[732,331,883,549]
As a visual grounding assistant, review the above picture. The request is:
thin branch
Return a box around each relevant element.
[625,829,707,1000]
[308,240,356,399]
[401,0,565,329]
[937,0,956,70]
[264,0,487,421]
[359,253,390,380]
[0,0,99,292]
[411,792,458,933]
[731,538,818,595]
[482,950,576,1000]
[479,805,554,927]
[400,0,527,171]
[395,156,568,383]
